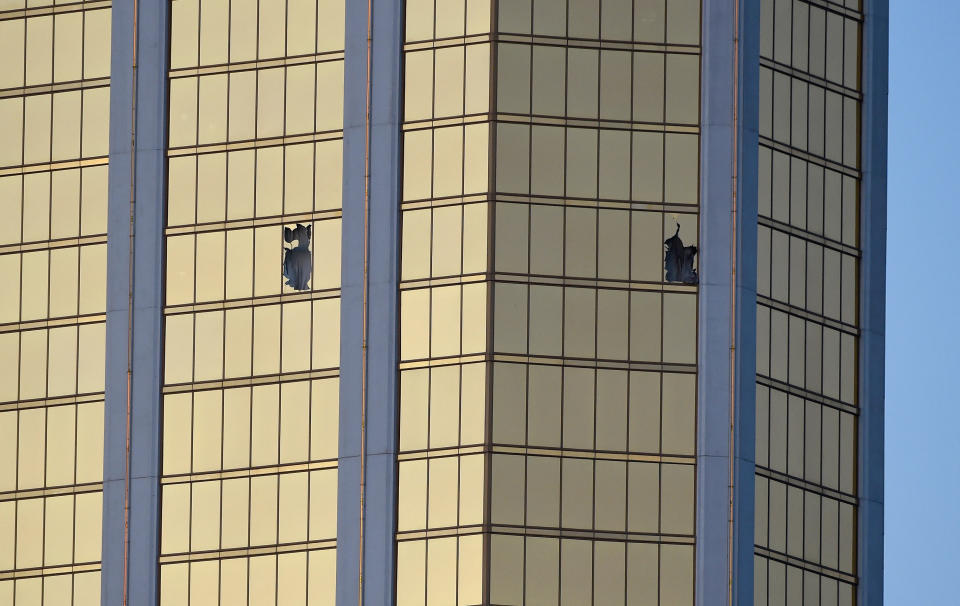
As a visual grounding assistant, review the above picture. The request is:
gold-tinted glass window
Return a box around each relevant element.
[397,1,700,603]
[397,1,492,602]
[755,1,861,604]
[0,0,110,602]
[159,1,344,603]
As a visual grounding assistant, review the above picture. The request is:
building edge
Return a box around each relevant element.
[697,0,760,604]
[337,0,403,604]
[336,0,368,601]
[734,0,761,603]
[858,0,888,603]
[363,0,404,603]
[101,1,170,605]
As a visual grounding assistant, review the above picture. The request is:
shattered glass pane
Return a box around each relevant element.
[664,223,698,285]
[283,223,313,291]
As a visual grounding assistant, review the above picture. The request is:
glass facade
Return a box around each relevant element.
[0,0,886,603]
[158,0,344,603]
[0,0,111,603]
[396,1,491,603]
[754,0,861,604]
[397,0,701,603]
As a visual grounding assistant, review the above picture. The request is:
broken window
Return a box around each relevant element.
[283,223,313,291]
[664,223,698,285]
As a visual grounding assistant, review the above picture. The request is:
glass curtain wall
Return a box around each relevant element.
[159,0,344,604]
[396,0,492,603]
[0,1,111,604]
[398,1,701,604]
[753,1,861,604]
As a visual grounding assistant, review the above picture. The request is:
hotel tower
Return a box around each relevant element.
[0,0,886,604]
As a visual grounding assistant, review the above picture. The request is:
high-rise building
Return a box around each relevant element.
[0,0,885,604]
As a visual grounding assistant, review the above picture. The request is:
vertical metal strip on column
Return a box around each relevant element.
[858,0,888,603]
[338,0,367,601]
[338,0,404,604]
[102,1,169,605]
[101,0,135,599]
[361,0,404,603]
[697,0,759,604]
[732,0,761,603]
[733,0,761,603]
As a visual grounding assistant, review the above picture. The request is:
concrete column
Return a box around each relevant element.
[733,1,761,603]
[696,1,759,604]
[858,0,888,603]
[338,1,403,604]
[101,1,169,604]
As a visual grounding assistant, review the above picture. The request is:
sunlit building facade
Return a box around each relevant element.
[0,0,885,605]
[0,0,111,603]
[752,1,877,604]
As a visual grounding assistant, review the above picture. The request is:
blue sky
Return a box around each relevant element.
[885,0,960,601]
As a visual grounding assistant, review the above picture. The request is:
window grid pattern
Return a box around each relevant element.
[397,1,492,604]
[754,1,862,604]
[0,1,110,604]
[159,1,344,604]
[397,1,700,605]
